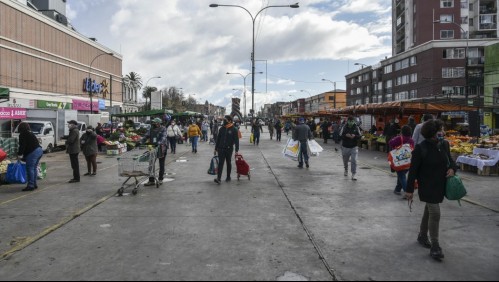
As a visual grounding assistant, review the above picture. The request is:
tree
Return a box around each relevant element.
[125,72,143,92]
[142,86,157,111]
[162,87,186,113]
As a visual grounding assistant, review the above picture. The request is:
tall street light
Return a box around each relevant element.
[354,62,369,69]
[227,71,263,119]
[88,52,113,113]
[144,76,161,111]
[322,78,338,109]
[211,2,299,118]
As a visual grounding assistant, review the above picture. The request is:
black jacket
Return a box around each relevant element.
[340,124,361,148]
[18,131,41,156]
[216,124,239,152]
[407,140,458,204]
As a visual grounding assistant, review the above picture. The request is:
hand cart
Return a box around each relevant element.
[235,153,251,181]
[117,146,159,196]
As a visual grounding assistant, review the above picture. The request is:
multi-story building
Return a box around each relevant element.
[0,0,123,130]
[304,91,348,113]
[484,42,499,132]
[394,0,498,55]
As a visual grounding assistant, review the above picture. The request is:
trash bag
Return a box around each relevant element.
[5,161,27,184]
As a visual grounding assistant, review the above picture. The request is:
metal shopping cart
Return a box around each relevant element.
[117,146,159,196]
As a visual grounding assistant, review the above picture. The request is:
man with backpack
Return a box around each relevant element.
[214,115,240,184]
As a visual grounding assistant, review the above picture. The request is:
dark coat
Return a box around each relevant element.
[66,127,81,155]
[80,131,98,156]
[216,124,240,152]
[407,140,458,204]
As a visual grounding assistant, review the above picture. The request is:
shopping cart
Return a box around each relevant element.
[117,146,159,196]
[235,153,250,181]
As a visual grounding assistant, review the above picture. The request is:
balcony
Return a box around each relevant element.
[479,15,497,30]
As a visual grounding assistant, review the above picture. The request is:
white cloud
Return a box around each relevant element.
[70,0,392,107]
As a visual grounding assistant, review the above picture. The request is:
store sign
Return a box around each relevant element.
[0,107,27,120]
[72,99,99,112]
[98,99,106,110]
[83,78,109,98]
[6,98,35,108]
[37,100,72,109]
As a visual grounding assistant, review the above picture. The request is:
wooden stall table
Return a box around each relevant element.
[457,148,499,176]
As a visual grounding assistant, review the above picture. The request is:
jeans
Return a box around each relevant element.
[25,147,43,188]
[298,141,309,166]
[149,156,166,182]
[217,148,233,180]
[69,153,80,181]
[342,146,358,174]
[168,137,177,153]
[190,136,199,151]
[276,130,282,142]
[420,203,441,245]
[253,133,260,146]
[202,130,208,142]
[395,170,409,192]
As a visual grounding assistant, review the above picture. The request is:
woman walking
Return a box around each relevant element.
[389,125,415,197]
[167,120,182,154]
[406,120,458,261]
[80,126,98,176]
[17,122,43,191]
[187,121,202,153]
[268,120,275,140]
[252,120,261,146]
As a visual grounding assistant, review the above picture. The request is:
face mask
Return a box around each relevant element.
[437,132,445,141]
[348,121,355,127]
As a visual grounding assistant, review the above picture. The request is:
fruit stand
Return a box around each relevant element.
[453,136,499,176]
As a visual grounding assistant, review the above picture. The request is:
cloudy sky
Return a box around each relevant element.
[67,0,392,112]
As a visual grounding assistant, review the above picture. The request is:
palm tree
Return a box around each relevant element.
[142,86,157,111]
[125,72,143,90]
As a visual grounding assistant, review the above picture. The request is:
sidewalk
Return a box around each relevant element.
[0,130,498,281]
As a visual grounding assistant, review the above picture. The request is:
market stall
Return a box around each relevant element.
[457,147,499,176]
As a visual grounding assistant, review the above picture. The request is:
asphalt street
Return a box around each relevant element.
[0,129,498,281]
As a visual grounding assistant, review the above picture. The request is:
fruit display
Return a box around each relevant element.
[376,136,386,144]
[0,160,12,174]
[450,142,475,154]
[362,133,378,141]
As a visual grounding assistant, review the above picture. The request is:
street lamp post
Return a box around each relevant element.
[144,76,161,111]
[354,62,369,69]
[211,3,299,118]
[88,52,113,113]
[321,79,337,109]
[227,71,263,119]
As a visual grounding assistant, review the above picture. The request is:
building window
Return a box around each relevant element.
[410,90,418,99]
[410,73,418,83]
[386,80,393,89]
[494,88,499,104]
[441,30,455,39]
[395,91,409,101]
[365,98,370,104]
[441,0,454,8]
[357,88,362,95]
[351,90,355,96]
[386,94,393,102]
[351,78,356,85]
[460,0,468,9]
[442,86,465,96]
[358,75,363,82]
[442,67,465,78]
[377,95,383,103]
[384,64,392,74]
[443,48,466,59]
[440,15,454,23]
[410,56,417,66]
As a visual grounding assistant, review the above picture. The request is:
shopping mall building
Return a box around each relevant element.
[0,0,129,134]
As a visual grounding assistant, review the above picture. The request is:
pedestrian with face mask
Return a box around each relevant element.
[340,116,362,181]
[167,120,182,154]
[187,121,202,153]
[406,119,458,261]
[293,118,313,169]
[142,118,168,186]
[66,120,81,183]
[214,115,240,184]
[80,125,98,176]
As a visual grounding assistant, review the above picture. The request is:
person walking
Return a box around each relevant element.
[187,121,202,153]
[406,119,458,261]
[293,118,313,169]
[340,116,362,181]
[95,122,103,136]
[80,126,98,176]
[201,120,210,142]
[214,115,240,184]
[166,120,182,154]
[321,120,331,144]
[268,120,275,140]
[252,120,261,146]
[66,120,81,183]
[212,120,220,143]
[389,125,415,197]
[142,118,168,186]
[17,122,43,191]
[275,120,283,142]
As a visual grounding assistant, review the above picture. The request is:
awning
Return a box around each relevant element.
[112,109,173,118]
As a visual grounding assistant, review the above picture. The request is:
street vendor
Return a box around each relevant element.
[141,118,168,186]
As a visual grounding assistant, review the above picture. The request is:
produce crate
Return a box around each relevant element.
[459,163,477,173]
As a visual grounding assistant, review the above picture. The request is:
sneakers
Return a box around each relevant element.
[393,190,402,195]
[226,177,231,182]
[68,179,80,183]
[351,174,357,181]
[22,187,35,192]
[430,243,445,260]
[298,164,304,169]
[306,162,310,168]
[158,180,163,185]
[214,178,221,185]
[417,233,432,249]
[344,171,348,177]
[144,181,156,187]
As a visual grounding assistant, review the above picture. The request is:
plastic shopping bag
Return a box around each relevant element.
[308,140,324,157]
[446,175,467,206]
[0,149,7,162]
[37,162,47,180]
[283,139,300,161]
[6,161,27,184]
[208,156,219,175]
[388,143,413,171]
[250,134,254,144]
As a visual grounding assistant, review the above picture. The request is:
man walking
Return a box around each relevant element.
[340,116,362,181]
[293,118,313,169]
[66,120,80,183]
[275,120,282,142]
[143,118,168,186]
[214,115,240,184]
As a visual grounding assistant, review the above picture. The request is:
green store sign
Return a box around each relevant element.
[37,100,72,109]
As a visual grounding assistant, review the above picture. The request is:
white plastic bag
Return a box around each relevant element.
[283,139,300,161]
[308,140,324,157]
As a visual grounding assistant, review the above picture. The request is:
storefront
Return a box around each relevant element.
[72,99,99,113]
[0,107,27,138]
